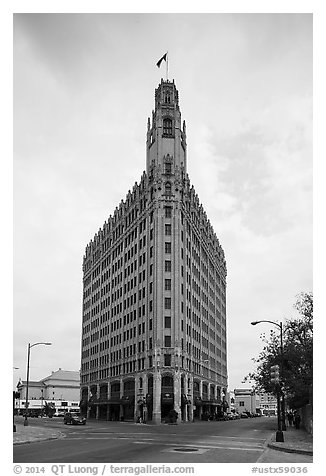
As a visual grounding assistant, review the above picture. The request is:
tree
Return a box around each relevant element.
[244,292,313,408]
[282,292,313,407]
[43,401,56,418]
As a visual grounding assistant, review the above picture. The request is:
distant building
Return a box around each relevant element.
[257,391,277,416]
[233,388,277,416]
[16,368,80,402]
[80,79,228,424]
[234,388,257,414]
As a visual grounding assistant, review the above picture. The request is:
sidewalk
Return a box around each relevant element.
[267,425,313,455]
[13,422,65,445]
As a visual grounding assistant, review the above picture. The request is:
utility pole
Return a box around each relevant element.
[251,320,287,441]
[270,364,284,442]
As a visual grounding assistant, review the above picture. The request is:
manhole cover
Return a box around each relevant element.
[173,448,198,452]
[163,447,208,454]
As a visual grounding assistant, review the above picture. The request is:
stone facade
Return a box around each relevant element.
[80,79,227,423]
[16,369,80,402]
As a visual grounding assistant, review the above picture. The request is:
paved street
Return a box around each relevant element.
[13,415,311,464]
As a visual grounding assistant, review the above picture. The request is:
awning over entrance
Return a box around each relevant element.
[202,398,222,405]
[202,400,220,406]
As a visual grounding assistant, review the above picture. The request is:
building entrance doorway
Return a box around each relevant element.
[161,402,174,420]
[109,404,120,421]
[98,405,107,420]
[122,380,135,421]
[147,376,153,421]
[122,401,134,421]
[161,374,174,421]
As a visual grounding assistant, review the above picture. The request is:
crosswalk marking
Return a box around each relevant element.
[67,434,265,452]
[209,435,266,441]
[69,430,264,440]
[68,432,265,444]
[133,441,264,452]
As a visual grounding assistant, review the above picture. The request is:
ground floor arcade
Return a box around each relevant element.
[80,371,228,424]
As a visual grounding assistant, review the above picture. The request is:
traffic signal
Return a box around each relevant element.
[270,365,280,384]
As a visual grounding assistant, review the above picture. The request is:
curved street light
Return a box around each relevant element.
[24,342,52,426]
[251,320,286,442]
[13,367,20,432]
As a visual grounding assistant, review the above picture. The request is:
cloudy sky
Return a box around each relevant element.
[12,12,312,392]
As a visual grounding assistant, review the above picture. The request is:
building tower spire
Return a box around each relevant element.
[146,79,187,175]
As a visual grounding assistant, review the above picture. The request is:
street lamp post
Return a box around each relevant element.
[41,388,44,417]
[13,367,19,432]
[251,320,286,442]
[24,342,52,427]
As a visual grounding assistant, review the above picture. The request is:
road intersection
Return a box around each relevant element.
[13,416,312,464]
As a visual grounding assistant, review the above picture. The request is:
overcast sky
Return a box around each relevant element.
[12,12,312,392]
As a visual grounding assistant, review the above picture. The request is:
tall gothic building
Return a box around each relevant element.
[80,79,227,424]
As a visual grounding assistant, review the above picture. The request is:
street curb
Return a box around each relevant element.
[13,433,66,446]
[267,442,313,456]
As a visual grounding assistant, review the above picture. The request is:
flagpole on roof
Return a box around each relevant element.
[166,51,169,80]
[156,52,168,76]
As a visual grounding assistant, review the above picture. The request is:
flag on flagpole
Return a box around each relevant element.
[156,53,167,68]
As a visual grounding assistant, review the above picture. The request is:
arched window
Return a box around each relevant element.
[124,380,135,392]
[165,92,171,104]
[163,118,173,136]
[165,162,172,175]
[111,382,120,394]
[165,182,172,196]
[162,375,174,387]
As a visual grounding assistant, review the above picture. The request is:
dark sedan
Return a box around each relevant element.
[63,412,86,425]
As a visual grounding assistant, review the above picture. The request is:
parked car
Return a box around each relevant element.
[226,412,237,420]
[233,412,240,419]
[214,412,227,421]
[245,411,255,418]
[63,412,86,425]
[240,412,249,418]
